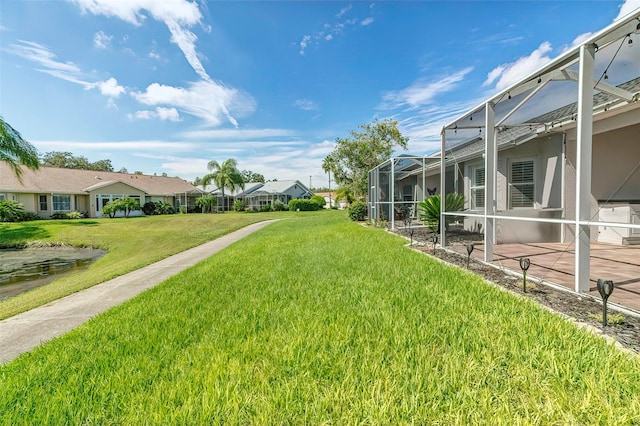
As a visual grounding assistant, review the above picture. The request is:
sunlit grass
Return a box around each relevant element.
[1,212,640,423]
[0,212,291,319]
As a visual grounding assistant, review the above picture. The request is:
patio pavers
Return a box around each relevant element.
[447,240,640,312]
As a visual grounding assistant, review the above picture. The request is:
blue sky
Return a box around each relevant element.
[1,0,638,187]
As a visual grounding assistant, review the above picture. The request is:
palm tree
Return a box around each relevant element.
[0,116,39,179]
[202,158,244,211]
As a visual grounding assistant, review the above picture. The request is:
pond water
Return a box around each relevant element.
[0,246,106,300]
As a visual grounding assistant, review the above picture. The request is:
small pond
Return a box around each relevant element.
[0,246,106,300]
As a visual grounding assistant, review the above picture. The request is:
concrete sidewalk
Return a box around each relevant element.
[0,220,277,364]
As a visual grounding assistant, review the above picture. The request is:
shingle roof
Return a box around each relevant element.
[249,180,311,195]
[0,164,198,195]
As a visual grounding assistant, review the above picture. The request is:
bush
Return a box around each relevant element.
[273,200,288,211]
[260,204,272,212]
[233,200,246,212]
[288,199,319,211]
[348,201,367,221]
[50,211,84,220]
[310,195,326,209]
[141,201,175,216]
[0,200,40,222]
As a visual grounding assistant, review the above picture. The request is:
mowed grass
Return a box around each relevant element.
[2,211,640,424]
[0,212,284,319]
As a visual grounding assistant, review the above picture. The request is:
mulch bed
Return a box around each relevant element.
[392,226,640,354]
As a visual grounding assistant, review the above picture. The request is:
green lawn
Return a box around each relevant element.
[0,212,285,319]
[1,211,640,423]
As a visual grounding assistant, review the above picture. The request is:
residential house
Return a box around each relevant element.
[0,164,202,218]
[243,180,313,210]
[369,11,640,295]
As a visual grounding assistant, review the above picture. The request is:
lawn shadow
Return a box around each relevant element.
[0,225,51,246]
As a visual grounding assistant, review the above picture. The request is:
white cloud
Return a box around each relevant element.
[294,99,318,111]
[361,17,374,26]
[382,67,474,109]
[32,140,197,151]
[71,0,248,127]
[131,80,255,127]
[483,42,553,91]
[180,128,297,140]
[70,0,202,26]
[296,4,375,55]
[8,40,126,104]
[615,0,640,20]
[93,30,112,48]
[94,77,126,98]
[299,35,311,55]
[128,107,181,122]
[336,5,352,18]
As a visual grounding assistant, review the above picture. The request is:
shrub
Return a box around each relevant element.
[288,199,319,211]
[0,200,40,222]
[102,201,117,218]
[261,204,272,212]
[273,200,288,211]
[233,200,246,212]
[348,201,367,221]
[66,211,84,219]
[418,193,465,233]
[141,201,175,216]
[310,195,326,209]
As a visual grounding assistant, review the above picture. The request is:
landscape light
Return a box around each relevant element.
[597,279,615,327]
[466,243,474,269]
[519,257,531,293]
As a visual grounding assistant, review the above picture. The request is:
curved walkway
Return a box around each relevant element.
[0,220,278,364]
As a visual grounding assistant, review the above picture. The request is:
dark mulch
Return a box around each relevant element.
[393,226,640,354]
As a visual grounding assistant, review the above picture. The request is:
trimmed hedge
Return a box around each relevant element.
[288,199,320,211]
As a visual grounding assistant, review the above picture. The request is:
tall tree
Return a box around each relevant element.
[240,169,265,183]
[202,158,244,210]
[0,116,39,179]
[322,119,408,200]
[41,151,114,171]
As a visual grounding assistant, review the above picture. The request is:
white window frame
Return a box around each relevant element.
[509,158,536,209]
[52,195,71,212]
[469,164,485,210]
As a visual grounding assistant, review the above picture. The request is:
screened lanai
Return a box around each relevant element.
[367,156,441,228]
[437,11,640,296]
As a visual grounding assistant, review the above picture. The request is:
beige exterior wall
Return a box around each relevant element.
[564,122,640,243]
[89,183,146,218]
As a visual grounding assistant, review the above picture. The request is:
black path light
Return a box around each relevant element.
[519,257,531,293]
[597,279,615,327]
[466,243,474,269]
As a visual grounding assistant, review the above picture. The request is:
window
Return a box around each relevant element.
[0,194,5,200]
[52,195,71,212]
[510,159,535,208]
[39,195,48,211]
[469,165,485,210]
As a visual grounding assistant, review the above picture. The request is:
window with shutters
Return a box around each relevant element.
[509,159,535,208]
[469,165,485,210]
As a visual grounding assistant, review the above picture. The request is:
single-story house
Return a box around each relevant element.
[196,182,263,212]
[368,10,640,294]
[0,164,202,218]
[197,180,314,211]
[243,180,313,210]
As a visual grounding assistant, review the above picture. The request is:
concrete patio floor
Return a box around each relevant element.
[447,241,640,312]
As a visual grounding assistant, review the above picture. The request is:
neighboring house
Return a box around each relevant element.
[314,191,337,209]
[368,11,640,294]
[243,180,313,210]
[0,164,201,218]
[197,180,313,211]
[197,182,263,212]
